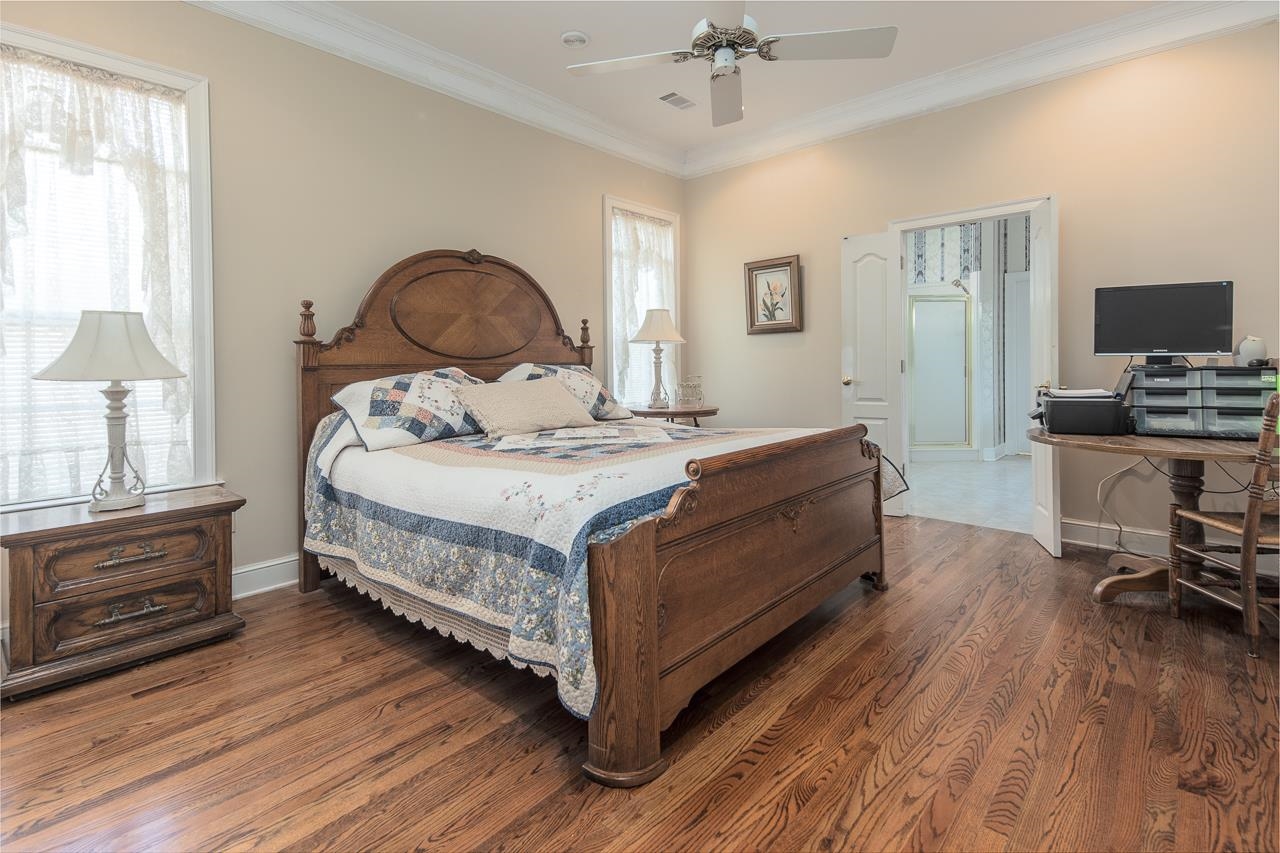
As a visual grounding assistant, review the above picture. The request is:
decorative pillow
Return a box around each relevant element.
[497,363,631,420]
[331,367,483,451]
[454,378,597,440]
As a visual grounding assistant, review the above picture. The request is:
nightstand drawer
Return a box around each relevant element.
[33,570,217,664]
[33,518,218,602]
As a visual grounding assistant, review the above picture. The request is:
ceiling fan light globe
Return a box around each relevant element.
[691,17,712,42]
[711,46,737,77]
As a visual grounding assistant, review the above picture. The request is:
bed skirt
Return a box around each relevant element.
[317,555,560,683]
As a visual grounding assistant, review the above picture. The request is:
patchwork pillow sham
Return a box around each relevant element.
[454,377,597,440]
[332,367,484,451]
[497,363,631,420]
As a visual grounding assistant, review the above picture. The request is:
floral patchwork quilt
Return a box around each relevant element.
[304,413,898,719]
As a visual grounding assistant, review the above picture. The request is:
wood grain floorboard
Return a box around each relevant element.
[2,517,1274,853]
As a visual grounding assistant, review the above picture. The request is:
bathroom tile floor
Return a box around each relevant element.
[903,456,1033,534]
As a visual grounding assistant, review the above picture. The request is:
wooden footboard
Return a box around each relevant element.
[583,424,884,787]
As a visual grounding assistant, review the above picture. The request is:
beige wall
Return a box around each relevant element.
[3,2,1276,562]
[1,1,683,567]
[682,24,1279,533]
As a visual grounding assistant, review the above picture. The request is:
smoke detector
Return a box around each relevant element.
[560,31,590,49]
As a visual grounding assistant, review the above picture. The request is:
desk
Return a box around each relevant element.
[1027,428,1256,602]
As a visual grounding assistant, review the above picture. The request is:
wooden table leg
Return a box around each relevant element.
[1092,458,1204,603]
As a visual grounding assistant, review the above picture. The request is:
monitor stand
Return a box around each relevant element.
[1142,356,1176,368]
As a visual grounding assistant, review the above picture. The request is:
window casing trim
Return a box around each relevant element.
[1,25,217,510]
[601,194,681,398]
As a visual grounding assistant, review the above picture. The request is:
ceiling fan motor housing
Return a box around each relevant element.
[690,14,760,60]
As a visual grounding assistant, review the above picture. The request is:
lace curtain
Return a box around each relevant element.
[609,206,677,403]
[909,222,982,285]
[0,45,194,504]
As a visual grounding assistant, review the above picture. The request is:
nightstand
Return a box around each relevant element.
[627,403,720,427]
[1,486,246,698]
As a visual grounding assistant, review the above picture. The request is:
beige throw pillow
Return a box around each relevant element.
[454,378,597,439]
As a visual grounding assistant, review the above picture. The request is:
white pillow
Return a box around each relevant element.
[331,367,483,451]
[497,363,631,420]
[454,378,597,440]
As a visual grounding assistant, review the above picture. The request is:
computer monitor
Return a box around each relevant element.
[1093,281,1233,365]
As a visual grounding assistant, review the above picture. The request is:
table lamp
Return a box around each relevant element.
[630,308,685,409]
[34,310,185,512]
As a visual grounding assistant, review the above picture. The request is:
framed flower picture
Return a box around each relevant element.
[744,255,802,334]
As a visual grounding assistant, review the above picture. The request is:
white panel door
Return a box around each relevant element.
[1004,271,1033,454]
[1028,200,1061,556]
[841,232,906,516]
[910,299,968,445]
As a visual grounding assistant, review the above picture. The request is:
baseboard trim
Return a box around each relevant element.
[1061,516,1167,556]
[232,554,298,600]
[981,443,1009,462]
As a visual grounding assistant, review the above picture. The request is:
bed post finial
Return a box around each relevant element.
[298,300,316,341]
[579,319,594,369]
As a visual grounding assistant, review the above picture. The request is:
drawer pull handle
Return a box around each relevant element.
[94,597,168,627]
[94,542,167,570]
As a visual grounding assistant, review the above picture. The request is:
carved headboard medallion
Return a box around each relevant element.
[390,268,541,358]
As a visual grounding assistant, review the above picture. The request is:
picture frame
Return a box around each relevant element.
[744,255,802,334]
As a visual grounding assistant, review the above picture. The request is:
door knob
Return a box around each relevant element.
[841,377,854,386]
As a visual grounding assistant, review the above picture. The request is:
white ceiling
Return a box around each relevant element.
[200,1,1279,176]
[333,1,1149,149]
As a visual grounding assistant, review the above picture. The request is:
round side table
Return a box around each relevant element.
[627,404,719,427]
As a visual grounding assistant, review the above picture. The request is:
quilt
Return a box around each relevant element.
[304,414,902,719]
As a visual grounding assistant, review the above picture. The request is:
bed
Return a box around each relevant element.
[295,248,886,786]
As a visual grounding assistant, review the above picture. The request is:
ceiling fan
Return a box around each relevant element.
[566,4,898,128]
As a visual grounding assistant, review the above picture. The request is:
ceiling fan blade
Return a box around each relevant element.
[567,49,691,77]
[710,69,743,127]
[716,0,747,27]
[761,25,898,61]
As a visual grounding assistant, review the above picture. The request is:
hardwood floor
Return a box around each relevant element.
[2,517,1275,852]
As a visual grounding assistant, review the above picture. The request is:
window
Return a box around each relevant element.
[0,31,213,507]
[603,197,679,404]
[907,222,982,286]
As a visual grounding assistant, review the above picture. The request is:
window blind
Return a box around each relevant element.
[1,45,195,505]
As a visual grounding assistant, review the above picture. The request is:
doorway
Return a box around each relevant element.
[901,216,1034,534]
[841,196,1061,554]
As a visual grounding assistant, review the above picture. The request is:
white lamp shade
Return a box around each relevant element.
[630,308,685,344]
[34,310,185,381]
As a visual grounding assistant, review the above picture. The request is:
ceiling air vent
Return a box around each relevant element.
[658,91,696,110]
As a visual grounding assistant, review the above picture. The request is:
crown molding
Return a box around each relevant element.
[681,1,1278,177]
[190,0,687,177]
[191,1,1276,181]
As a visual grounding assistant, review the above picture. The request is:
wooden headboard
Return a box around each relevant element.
[294,248,593,589]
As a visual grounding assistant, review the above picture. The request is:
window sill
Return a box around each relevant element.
[0,479,227,515]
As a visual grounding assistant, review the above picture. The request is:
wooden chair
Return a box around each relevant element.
[1169,392,1279,656]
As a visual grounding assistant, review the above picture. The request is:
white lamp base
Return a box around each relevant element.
[88,381,147,513]
[90,492,145,513]
[648,341,669,408]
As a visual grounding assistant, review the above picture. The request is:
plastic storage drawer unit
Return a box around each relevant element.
[1133,406,1204,437]
[1197,367,1278,389]
[1201,407,1266,439]
[1130,368,1199,390]
[1132,387,1202,408]
[1199,387,1275,409]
